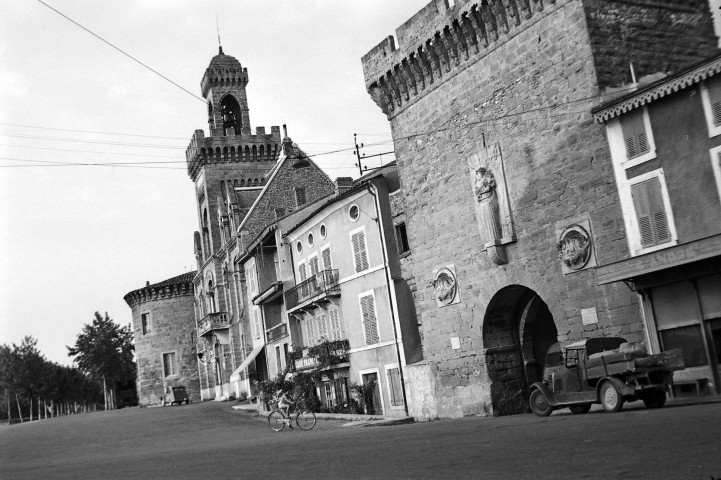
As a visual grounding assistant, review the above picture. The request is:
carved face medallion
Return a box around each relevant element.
[557,224,592,270]
[433,266,458,306]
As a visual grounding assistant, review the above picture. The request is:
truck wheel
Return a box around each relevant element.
[642,390,666,409]
[529,390,553,417]
[569,404,592,414]
[600,382,624,413]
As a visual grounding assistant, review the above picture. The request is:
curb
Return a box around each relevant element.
[231,404,415,426]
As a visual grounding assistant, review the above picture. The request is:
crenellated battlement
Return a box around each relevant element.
[185,126,283,181]
[361,0,559,116]
[123,272,196,308]
[201,66,249,98]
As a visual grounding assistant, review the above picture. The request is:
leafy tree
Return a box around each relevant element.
[67,312,136,410]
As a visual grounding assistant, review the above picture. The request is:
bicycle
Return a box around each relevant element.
[267,399,316,431]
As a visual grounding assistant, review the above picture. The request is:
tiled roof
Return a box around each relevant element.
[592,52,721,123]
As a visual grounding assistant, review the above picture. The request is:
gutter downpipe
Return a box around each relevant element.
[367,183,409,417]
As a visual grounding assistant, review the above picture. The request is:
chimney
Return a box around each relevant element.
[335,177,353,196]
[282,124,293,157]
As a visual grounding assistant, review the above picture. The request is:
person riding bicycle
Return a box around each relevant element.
[276,388,294,428]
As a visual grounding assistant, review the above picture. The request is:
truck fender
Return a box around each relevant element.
[529,382,559,406]
[595,376,635,401]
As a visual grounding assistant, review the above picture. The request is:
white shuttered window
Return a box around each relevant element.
[359,293,380,345]
[351,230,369,273]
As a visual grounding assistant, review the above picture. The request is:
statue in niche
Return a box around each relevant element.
[473,167,502,244]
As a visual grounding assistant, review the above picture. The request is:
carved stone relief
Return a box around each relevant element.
[432,264,460,307]
[467,143,515,265]
[555,217,597,274]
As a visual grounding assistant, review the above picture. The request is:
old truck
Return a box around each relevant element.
[528,337,684,417]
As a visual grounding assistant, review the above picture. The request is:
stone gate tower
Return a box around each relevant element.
[186,47,283,400]
[362,0,718,418]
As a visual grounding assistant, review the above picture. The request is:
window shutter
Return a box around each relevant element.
[322,247,332,270]
[316,313,328,341]
[360,294,379,344]
[708,79,721,126]
[632,177,670,248]
[621,110,650,159]
[306,317,316,346]
[388,367,403,406]
[309,256,319,276]
[298,263,307,281]
[351,231,369,272]
[329,308,342,340]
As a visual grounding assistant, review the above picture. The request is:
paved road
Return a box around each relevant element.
[1,400,720,479]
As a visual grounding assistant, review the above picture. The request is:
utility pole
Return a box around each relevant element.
[354,133,395,177]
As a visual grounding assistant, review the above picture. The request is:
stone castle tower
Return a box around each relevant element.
[361,0,718,418]
[185,47,284,400]
[124,272,199,406]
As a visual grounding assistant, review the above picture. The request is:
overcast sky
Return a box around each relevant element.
[0,0,430,365]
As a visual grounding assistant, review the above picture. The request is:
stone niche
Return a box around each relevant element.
[467,143,515,265]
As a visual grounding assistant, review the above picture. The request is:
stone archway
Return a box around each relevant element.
[482,285,557,416]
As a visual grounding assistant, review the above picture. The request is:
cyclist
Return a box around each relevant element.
[276,388,294,429]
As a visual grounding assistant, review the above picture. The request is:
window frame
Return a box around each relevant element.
[358,290,380,345]
[701,80,721,138]
[350,226,370,273]
[626,169,677,255]
[162,351,178,378]
[141,311,152,335]
[618,106,657,168]
[384,363,405,409]
[394,222,410,255]
[709,145,721,204]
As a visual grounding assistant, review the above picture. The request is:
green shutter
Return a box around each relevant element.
[631,177,670,248]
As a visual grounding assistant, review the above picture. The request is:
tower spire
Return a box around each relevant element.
[216,12,222,54]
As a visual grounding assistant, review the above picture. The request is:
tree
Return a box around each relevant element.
[67,312,135,410]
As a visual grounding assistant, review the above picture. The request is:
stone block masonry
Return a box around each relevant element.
[362,0,718,418]
[124,273,200,406]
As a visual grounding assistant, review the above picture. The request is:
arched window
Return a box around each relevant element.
[220,94,242,136]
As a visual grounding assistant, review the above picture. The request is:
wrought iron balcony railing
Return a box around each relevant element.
[285,269,340,311]
[198,312,230,338]
[266,323,288,343]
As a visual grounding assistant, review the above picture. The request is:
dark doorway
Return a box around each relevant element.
[482,285,557,415]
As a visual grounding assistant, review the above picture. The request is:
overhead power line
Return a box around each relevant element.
[35,0,207,105]
[0,122,188,140]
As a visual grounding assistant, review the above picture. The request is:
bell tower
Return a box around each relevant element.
[202,46,251,136]
[186,46,282,301]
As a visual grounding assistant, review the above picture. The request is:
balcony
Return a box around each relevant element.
[266,323,288,343]
[198,312,230,338]
[285,269,340,312]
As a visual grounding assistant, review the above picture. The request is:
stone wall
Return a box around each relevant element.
[125,274,200,406]
[359,0,719,418]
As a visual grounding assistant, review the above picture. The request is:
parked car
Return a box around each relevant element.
[529,337,683,416]
[163,386,190,406]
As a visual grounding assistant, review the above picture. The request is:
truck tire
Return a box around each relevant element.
[569,404,592,414]
[642,389,666,409]
[600,381,624,413]
[529,389,553,417]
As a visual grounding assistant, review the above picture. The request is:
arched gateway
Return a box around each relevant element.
[482,285,557,415]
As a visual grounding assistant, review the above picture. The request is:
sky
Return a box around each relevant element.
[0,0,430,365]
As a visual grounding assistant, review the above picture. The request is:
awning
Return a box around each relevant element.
[229,344,264,383]
[596,234,721,285]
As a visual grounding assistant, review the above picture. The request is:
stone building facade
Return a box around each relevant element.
[186,48,336,400]
[361,0,718,418]
[124,272,200,406]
